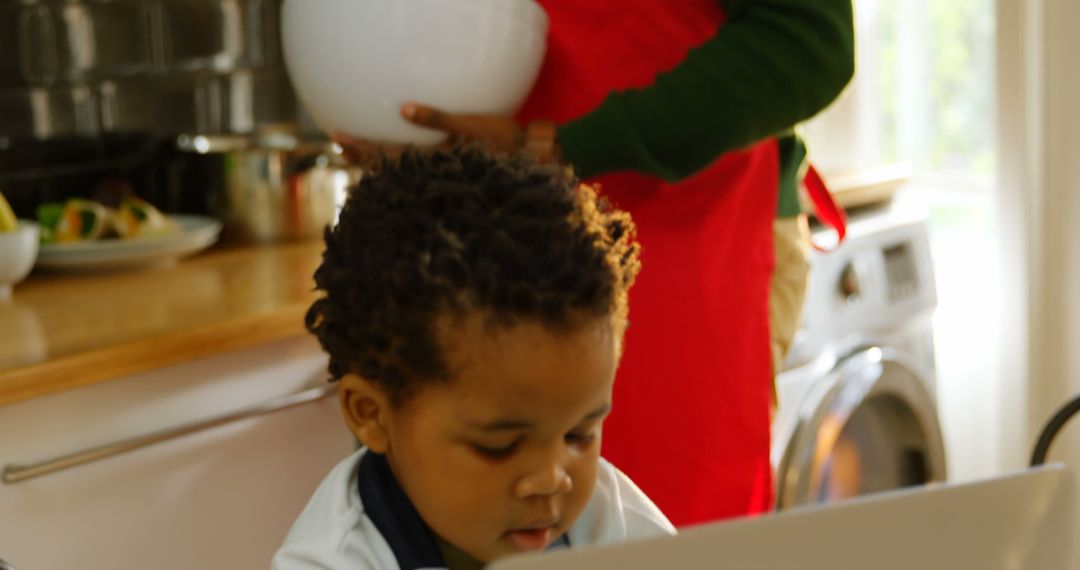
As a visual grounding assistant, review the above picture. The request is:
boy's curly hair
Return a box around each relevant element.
[305,146,640,404]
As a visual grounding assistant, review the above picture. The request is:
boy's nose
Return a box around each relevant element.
[514,461,573,498]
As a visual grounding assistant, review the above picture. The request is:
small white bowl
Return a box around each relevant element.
[0,221,40,300]
[282,0,549,145]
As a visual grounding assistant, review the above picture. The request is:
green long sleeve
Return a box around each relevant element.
[558,0,854,195]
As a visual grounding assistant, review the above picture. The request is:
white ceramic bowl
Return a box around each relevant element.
[0,221,39,300]
[282,0,548,145]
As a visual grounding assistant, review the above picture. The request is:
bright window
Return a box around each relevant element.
[805,0,996,190]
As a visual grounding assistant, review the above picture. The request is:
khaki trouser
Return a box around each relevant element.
[769,215,811,405]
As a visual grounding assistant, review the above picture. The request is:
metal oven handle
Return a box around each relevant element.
[1,383,337,485]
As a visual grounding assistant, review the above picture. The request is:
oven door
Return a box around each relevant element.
[775,346,947,510]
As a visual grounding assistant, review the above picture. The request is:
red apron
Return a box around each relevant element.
[518,0,777,526]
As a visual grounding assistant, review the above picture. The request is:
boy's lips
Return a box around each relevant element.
[504,518,559,552]
[505,527,554,552]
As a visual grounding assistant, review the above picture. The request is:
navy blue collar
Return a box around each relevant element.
[357,450,572,570]
[357,451,446,570]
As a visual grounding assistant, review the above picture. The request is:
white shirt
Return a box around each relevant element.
[272,449,675,569]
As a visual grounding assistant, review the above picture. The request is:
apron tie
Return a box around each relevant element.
[803,164,847,252]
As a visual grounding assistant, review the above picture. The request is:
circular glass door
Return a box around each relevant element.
[776,347,947,510]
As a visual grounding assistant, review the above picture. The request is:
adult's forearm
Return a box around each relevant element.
[559,0,854,182]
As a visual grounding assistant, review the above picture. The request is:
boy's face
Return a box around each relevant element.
[342,316,619,562]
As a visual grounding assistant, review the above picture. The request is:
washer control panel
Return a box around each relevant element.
[882,241,920,302]
[788,208,938,366]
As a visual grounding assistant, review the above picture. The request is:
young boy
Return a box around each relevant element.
[273,147,674,569]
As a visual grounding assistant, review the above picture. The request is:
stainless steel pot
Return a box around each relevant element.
[177,133,360,243]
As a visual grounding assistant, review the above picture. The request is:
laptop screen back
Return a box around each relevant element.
[490,465,1077,570]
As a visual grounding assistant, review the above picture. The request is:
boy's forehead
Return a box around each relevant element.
[385,314,619,434]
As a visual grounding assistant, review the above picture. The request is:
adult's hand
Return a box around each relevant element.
[400,102,525,153]
[333,102,557,166]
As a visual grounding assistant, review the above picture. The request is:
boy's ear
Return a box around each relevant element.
[339,374,392,453]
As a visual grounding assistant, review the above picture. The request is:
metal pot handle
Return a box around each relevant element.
[175,134,349,173]
[175,134,252,154]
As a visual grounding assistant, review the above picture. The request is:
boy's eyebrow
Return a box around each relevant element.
[581,403,612,422]
[472,404,612,432]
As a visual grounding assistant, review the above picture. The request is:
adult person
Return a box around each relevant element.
[339,0,854,526]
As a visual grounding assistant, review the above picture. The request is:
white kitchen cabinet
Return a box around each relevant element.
[0,336,356,570]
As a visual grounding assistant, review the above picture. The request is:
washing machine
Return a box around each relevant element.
[772,207,948,510]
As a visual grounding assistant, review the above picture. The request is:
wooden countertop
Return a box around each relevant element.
[0,241,324,407]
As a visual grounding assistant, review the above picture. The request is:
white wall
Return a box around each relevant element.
[996,0,1080,472]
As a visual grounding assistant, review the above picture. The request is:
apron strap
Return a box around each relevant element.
[803,164,847,252]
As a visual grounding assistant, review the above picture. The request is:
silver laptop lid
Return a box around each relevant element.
[490,465,1077,570]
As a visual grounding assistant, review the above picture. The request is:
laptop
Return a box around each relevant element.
[490,465,1078,570]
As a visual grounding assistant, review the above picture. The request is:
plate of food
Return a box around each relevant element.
[35,197,222,270]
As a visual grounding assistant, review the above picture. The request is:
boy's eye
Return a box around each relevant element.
[565,430,597,447]
[473,440,520,460]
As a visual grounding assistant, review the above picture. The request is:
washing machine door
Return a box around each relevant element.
[775,346,947,510]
